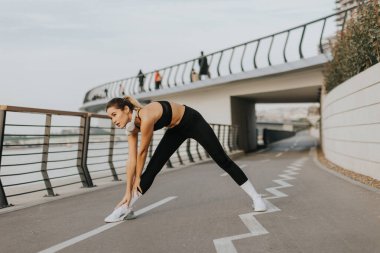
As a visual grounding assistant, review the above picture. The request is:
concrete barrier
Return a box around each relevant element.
[321,62,380,180]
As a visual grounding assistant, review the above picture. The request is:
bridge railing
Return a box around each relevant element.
[83,6,359,104]
[0,105,239,208]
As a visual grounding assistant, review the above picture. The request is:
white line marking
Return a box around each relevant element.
[37,196,177,253]
[213,158,306,252]
[220,172,228,177]
[275,152,283,158]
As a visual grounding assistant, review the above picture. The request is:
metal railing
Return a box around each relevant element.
[83,6,359,104]
[0,105,239,208]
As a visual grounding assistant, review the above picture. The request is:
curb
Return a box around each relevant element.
[310,147,380,194]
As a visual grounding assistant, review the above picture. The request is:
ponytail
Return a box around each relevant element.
[106,96,144,111]
[123,96,143,109]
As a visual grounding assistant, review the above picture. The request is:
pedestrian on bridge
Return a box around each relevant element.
[137,69,145,92]
[198,51,210,79]
[154,70,162,90]
[104,96,266,222]
[191,68,199,82]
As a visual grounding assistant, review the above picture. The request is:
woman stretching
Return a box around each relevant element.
[104,96,266,222]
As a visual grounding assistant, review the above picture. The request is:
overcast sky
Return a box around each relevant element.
[0,0,335,112]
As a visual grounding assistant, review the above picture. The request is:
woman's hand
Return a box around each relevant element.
[115,190,131,209]
[132,176,142,196]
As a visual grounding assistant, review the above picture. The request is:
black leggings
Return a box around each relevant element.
[140,105,248,194]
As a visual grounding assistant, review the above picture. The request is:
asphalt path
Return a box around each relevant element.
[1,131,380,253]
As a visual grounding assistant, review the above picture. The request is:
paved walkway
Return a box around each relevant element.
[1,132,379,253]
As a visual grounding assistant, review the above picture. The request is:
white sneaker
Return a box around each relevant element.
[104,204,132,223]
[253,196,267,212]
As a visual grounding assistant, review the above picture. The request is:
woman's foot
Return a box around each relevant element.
[104,204,132,223]
[253,196,267,212]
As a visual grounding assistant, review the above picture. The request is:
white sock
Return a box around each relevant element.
[240,180,261,200]
[127,191,141,208]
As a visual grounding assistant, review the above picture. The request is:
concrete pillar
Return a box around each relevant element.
[230,97,257,152]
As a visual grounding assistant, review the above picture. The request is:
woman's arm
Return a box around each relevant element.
[133,115,154,192]
[126,132,138,191]
[115,131,138,208]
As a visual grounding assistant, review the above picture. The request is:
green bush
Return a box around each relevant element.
[323,0,380,93]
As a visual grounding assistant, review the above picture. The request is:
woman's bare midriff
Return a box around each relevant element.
[167,102,185,128]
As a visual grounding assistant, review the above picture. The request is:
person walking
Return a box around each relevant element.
[137,69,145,92]
[191,68,199,82]
[119,83,125,96]
[154,70,162,90]
[198,51,210,79]
[104,96,266,222]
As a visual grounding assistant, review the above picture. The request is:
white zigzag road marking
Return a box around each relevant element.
[213,158,307,253]
[278,173,296,180]
[213,200,280,253]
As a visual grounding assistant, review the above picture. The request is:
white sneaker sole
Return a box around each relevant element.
[104,209,134,223]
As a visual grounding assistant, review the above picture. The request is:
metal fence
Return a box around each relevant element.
[82,6,360,104]
[0,105,239,208]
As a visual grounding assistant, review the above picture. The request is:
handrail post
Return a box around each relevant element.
[217,51,224,76]
[173,65,180,86]
[196,141,203,160]
[228,47,236,74]
[253,39,261,69]
[235,125,240,149]
[227,125,232,152]
[319,18,327,54]
[232,125,238,150]
[181,62,188,85]
[283,31,290,63]
[217,124,221,142]
[147,72,153,92]
[162,129,173,168]
[240,44,247,72]
[220,125,224,149]
[186,139,194,163]
[41,114,57,197]
[222,125,226,150]
[127,78,133,95]
[161,68,167,88]
[77,114,94,187]
[268,35,274,66]
[299,25,306,59]
[0,110,10,208]
[176,149,184,165]
[108,124,119,181]
[132,78,138,95]
[208,54,214,78]
[341,9,348,31]
[167,67,173,87]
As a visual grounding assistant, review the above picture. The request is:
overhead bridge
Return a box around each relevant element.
[80,7,357,151]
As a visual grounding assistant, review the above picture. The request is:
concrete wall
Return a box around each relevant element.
[321,63,380,180]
